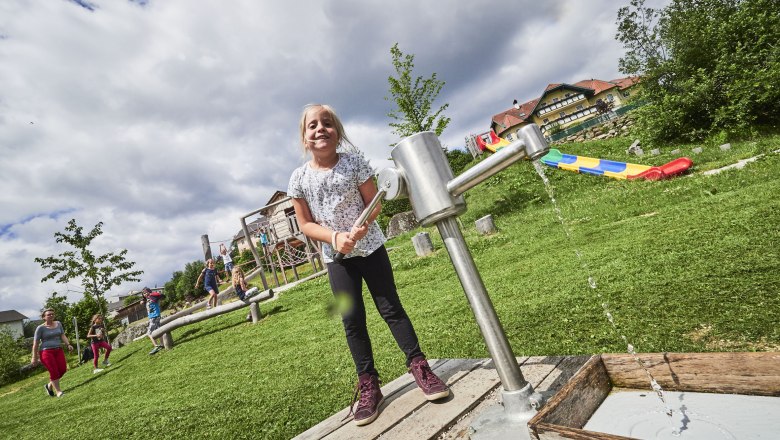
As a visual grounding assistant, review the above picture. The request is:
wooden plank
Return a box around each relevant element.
[534,355,591,398]
[531,423,633,440]
[294,359,484,440]
[322,358,491,440]
[602,352,780,396]
[529,355,610,434]
[387,356,561,440]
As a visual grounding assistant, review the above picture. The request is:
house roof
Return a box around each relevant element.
[233,217,268,241]
[491,98,539,134]
[0,310,28,323]
[609,76,640,90]
[572,78,618,95]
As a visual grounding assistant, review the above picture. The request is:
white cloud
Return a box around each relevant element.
[0,0,669,318]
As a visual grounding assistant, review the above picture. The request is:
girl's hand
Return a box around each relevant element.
[336,232,356,254]
[349,224,369,242]
[67,344,73,352]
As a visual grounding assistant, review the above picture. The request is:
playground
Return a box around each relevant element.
[1,133,779,439]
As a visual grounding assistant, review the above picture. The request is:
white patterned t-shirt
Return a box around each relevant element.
[287,153,386,262]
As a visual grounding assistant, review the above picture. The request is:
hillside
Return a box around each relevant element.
[1,134,778,440]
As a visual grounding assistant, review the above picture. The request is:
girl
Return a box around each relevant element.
[232,265,258,301]
[288,104,449,426]
[86,314,112,373]
[195,258,222,309]
[220,243,234,276]
[31,308,73,398]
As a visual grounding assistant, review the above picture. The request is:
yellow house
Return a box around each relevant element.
[491,77,639,140]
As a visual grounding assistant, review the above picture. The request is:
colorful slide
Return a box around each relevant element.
[475,130,510,153]
[540,148,693,181]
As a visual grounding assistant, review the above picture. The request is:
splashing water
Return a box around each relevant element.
[533,160,679,436]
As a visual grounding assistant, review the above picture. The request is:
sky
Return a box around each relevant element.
[0,0,669,319]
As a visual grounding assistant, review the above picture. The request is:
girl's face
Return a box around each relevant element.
[95,317,103,324]
[208,260,215,269]
[304,107,339,155]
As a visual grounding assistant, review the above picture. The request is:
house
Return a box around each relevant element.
[490,76,640,139]
[233,217,269,254]
[0,310,28,339]
[261,190,301,244]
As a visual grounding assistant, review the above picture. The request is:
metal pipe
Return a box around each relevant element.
[436,217,527,391]
[447,125,549,197]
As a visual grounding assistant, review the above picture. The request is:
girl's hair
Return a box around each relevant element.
[298,104,357,154]
[219,243,227,254]
[90,314,103,325]
[41,308,55,319]
[231,265,244,286]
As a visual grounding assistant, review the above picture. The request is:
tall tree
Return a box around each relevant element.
[34,219,143,317]
[616,0,780,143]
[385,43,451,139]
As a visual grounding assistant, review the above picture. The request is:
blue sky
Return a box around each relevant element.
[0,0,669,318]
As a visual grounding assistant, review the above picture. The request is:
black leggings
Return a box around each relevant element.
[327,245,424,376]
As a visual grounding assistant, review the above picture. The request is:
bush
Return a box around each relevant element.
[0,328,26,386]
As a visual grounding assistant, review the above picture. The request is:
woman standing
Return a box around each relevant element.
[31,308,73,397]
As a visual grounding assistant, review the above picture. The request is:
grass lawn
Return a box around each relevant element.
[2,134,778,439]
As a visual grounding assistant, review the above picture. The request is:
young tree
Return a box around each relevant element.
[385,43,451,139]
[34,219,143,317]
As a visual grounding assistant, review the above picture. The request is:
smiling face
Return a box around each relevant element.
[303,106,340,155]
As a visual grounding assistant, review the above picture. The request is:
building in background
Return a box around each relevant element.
[490,76,640,140]
[0,310,28,339]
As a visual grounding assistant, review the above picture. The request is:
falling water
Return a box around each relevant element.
[533,160,679,436]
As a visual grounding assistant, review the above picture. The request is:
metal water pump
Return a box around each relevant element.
[376,124,550,440]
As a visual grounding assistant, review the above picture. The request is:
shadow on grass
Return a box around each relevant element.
[66,365,123,393]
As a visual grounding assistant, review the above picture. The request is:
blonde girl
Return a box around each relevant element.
[232,265,257,301]
[86,313,112,373]
[287,104,449,426]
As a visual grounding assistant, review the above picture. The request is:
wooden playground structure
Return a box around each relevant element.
[237,191,323,290]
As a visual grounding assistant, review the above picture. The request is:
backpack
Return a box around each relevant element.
[80,345,94,364]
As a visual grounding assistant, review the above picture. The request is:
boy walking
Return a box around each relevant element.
[141,287,164,355]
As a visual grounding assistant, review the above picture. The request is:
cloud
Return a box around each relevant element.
[0,0,668,318]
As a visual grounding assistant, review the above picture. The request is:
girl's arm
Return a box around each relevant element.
[194,269,205,287]
[58,322,74,352]
[291,198,357,254]
[86,326,97,339]
[350,178,382,242]
[31,329,40,365]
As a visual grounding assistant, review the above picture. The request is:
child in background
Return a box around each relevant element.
[86,314,112,373]
[141,287,164,355]
[195,258,222,309]
[220,243,234,276]
[288,104,449,426]
[231,266,258,301]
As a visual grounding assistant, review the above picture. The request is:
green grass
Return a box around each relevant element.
[2,134,779,439]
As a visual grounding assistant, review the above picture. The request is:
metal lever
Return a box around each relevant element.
[332,189,387,263]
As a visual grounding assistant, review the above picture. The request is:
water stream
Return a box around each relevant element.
[532,160,680,436]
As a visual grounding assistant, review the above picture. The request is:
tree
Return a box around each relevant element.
[385,43,451,139]
[616,0,780,143]
[42,291,72,335]
[34,219,143,317]
[0,328,26,386]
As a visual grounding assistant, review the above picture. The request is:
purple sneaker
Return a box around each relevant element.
[348,373,384,426]
[409,357,450,401]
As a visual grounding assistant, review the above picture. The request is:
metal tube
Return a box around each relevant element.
[436,217,527,391]
[447,139,529,197]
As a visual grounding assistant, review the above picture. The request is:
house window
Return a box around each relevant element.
[552,97,559,103]
[540,102,546,107]
[543,118,549,124]
[607,94,614,102]
[564,93,571,98]
[576,104,583,110]
[559,111,566,118]
[622,91,630,97]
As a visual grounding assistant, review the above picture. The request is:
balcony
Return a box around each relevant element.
[541,104,600,133]
[537,94,586,117]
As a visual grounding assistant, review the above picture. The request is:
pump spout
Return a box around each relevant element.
[447,124,549,197]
